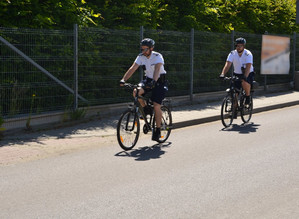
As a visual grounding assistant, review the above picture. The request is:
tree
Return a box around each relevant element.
[0,0,102,29]
[0,0,297,34]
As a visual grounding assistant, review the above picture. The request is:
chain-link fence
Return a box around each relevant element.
[0,26,298,129]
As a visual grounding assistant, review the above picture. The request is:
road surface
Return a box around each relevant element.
[1,106,299,218]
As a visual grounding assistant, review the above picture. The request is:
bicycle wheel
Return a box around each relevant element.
[241,96,253,123]
[117,109,140,150]
[152,105,172,143]
[221,96,234,127]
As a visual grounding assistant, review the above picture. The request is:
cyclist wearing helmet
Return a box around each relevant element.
[120,38,168,142]
[220,37,254,107]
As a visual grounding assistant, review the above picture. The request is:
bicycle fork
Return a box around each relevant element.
[125,110,137,132]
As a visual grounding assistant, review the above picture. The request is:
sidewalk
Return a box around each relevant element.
[1,90,299,144]
[1,90,298,166]
[173,90,299,129]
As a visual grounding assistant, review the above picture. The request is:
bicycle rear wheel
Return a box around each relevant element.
[117,109,140,150]
[153,105,172,143]
[241,96,253,123]
[221,96,234,128]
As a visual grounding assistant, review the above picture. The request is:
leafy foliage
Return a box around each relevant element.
[0,0,102,29]
[0,0,297,120]
[0,0,297,33]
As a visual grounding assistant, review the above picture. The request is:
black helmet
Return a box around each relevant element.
[235,37,246,45]
[140,38,155,48]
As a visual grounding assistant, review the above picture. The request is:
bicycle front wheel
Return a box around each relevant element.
[241,96,253,123]
[221,96,233,128]
[153,105,172,143]
[117,109,140,150]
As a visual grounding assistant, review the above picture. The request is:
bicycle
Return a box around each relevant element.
[220,76,253,128]
[117,83,172,151]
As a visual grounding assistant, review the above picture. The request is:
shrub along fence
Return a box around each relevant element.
[0,26,297,130]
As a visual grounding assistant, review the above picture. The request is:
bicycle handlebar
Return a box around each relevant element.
[221,75,241,81]
[121,83,147,100]
[122,83,137,89]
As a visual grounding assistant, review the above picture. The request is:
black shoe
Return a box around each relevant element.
[245,96,250,105]
[152,128,161,142]
[233,112,237,119]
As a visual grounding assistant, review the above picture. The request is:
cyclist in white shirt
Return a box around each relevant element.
[120,38,168,142]
[220,37,255,106]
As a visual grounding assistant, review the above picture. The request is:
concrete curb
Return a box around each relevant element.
[173,100,299,129]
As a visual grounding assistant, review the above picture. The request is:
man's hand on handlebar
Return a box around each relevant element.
[119,79,125,86]
[219,73,225,79]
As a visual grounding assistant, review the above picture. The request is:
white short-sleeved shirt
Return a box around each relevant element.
[227,49,254,74]
[134,51,166,79]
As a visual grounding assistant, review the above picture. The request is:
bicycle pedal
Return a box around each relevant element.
[143,124,149,134]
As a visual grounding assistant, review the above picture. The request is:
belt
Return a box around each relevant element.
[145,74,166,83]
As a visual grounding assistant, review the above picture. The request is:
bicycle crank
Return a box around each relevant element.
[143,124,149,134]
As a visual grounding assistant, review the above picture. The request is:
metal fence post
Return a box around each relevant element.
[292,32,296,82]
[263,32,268,91]
[139,26,144,81]
[231,30,235,50]
[74,24,78,110]
[190,28,194,102]
[231,30,235,76]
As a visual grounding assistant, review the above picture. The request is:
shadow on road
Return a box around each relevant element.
[221,122,260,134]
[115,142,172,161]
[0,117,118,147]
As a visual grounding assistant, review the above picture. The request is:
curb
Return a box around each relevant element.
[173,100,299,129]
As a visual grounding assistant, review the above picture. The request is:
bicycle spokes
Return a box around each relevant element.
[117,110,140,150]
[241,97,253,123]
[153,106,172,143]
[221,96,234,127]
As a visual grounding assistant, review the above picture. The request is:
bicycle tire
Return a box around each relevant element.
[221,96,234,127]
[152,105,172,143]
[117,109,140,150]
[241,96,253,123]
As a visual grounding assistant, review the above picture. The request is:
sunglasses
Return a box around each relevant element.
[141,48,149,52]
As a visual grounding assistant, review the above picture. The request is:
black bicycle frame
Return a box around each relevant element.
[133,88,153,131]
[225,76,246,115]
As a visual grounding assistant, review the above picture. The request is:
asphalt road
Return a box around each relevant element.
[1,106,299,218]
